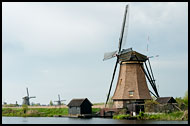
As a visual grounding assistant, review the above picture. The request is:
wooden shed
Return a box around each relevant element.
[156,97,177,104]
[67,98,92,115]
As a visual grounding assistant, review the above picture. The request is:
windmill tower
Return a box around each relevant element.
[22,88,36,106]
[54,94,66,106]
[103,5,159,110]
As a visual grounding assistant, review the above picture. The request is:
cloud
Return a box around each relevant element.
[40,69,49,73]
[3,3,111,56]
[3,2,187,56]
[2,2,188,104]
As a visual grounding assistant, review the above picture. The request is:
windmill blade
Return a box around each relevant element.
[118,4,129,52]
[144,61,159,97]
[60,100,66,101]
[26,88,29,97]
[105,58,119,107]
[120,5,130,50]
[103,50,117,61]
[134,54,159,98]
[147,58,155,82]
[29,96,36,98]
[58,94,60,101]
[149,90,158,98]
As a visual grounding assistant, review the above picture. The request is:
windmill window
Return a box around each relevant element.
[129,91,134,96]
[119,79,122,85]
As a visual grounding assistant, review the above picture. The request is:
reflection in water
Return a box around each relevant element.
[2,117,188,124]
[22,118,28,123]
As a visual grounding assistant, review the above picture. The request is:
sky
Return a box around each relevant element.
[2,2,188,105]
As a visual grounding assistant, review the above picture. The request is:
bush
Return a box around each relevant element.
[113,114,130,119]
[137,111,144,119]
[92,108,100,114]
[144,100,159,112]
[183,90,188,107]
[22,104,28,114]
[175,90,188,110]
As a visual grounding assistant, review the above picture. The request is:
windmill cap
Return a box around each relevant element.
[119,50,148,62]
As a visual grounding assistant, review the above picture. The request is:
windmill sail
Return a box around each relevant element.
[120,5,129,50]
[105,59,119,106]
[58,94,60,101]
[103,50,117,61]
[27,88,29,97]
[29,96,36,98]
[104,4,129,107]
[118,5,129,52]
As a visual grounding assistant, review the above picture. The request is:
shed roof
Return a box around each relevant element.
[67,98,93,107]
[156,97,177,104]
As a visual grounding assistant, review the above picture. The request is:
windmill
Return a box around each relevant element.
[3,99,7,105]
[103,5,159,109]
[22,88,36,106]
[54,94,66,106]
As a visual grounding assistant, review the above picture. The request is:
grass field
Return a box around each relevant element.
[2,107,101,117]
[113,111,188,121]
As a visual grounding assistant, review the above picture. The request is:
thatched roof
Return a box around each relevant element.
[156,97,177,104]
[67,98,92,107]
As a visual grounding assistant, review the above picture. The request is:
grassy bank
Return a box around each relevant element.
[2,108,100,117]
[2,108,68,117]
[93,103,104,105]
[113,111,188,121]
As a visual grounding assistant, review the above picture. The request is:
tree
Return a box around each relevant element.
[22,104,28,114]
[31,102,35,106]
[49,100,53,106]
[183,90,188,106]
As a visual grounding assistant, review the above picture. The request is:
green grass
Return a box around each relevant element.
[92,108,101,114]
[2,108,68,117]
[142,111,185,120]
[31,108,68,117]
[113,114,131,119]
[3,107,187,121]
[93,102,104,105]
[2,108,100,117]
[113,111,188,121]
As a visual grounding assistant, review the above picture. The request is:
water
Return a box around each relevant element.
[2,117,188,124]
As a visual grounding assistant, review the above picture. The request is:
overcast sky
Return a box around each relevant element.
[2,2,188,105]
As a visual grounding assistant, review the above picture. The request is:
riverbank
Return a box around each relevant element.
[2,107,188,121]
[2,104,104,109]
[113,111,188,121]
[2,108,100,117]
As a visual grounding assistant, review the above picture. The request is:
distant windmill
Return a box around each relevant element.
[15,101,18,106]
[54,94,66,106]
[3,100,7,105]
[22,88,36,106]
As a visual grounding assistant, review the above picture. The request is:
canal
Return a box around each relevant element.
[2,117,188,124]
